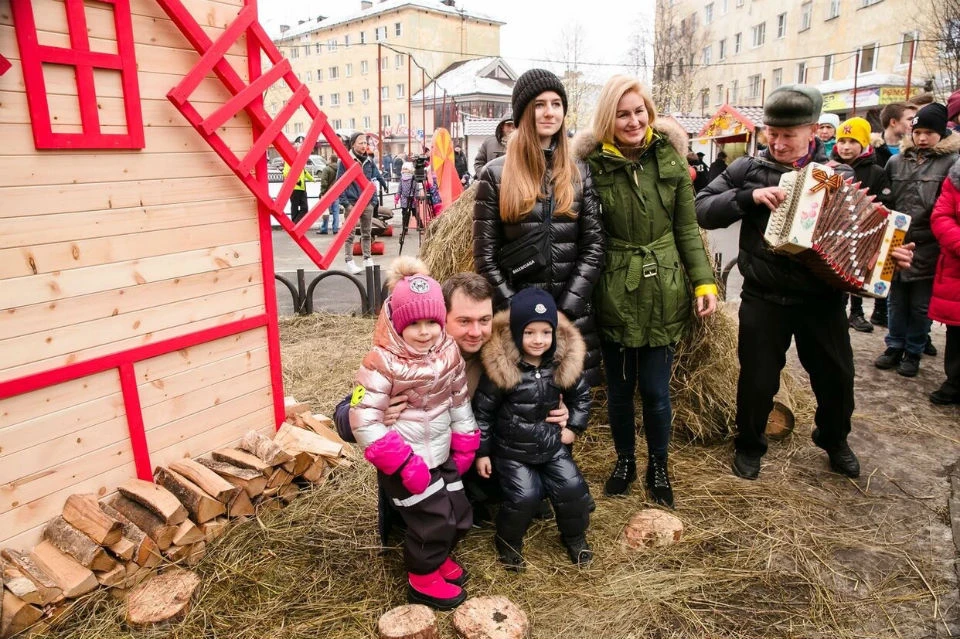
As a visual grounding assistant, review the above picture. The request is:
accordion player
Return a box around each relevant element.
[763,162,910,298]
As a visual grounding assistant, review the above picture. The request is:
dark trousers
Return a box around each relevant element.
[493,448,591,548]
[290,189,309,223]
[942,325,960,394]
[379,459,472,575]
[886,278,934,356]
[842,293,864,315]
[736,294,855,456]
[601,341,674,460]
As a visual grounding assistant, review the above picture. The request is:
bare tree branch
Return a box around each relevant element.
[652,0,709,113]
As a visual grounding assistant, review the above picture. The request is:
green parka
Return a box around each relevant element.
[574,119,716,347]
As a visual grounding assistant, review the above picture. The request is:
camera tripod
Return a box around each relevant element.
[397,179,436,255]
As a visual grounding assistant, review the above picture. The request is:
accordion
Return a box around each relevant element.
[763,162,910,298]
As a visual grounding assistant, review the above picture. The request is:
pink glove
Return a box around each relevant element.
[400,454,431,494]
[450,431,481,476]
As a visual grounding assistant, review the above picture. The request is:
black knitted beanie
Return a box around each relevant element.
[511,68,568,123]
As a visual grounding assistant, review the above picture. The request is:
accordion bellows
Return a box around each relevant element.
[763,162,910,298]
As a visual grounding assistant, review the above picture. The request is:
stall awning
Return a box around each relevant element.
[696,104,764,141]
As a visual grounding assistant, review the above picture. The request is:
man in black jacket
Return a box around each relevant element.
[695,85,914,481]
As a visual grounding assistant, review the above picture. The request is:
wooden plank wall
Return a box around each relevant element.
[0,0,277,550]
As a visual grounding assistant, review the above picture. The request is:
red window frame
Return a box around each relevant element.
[11,0,145,149]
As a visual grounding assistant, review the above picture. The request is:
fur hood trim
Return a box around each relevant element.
[870,132,886,149]
[950,157,960,189]
[572,117,689,161]
[480,309,586,390]
[900,130,960,155]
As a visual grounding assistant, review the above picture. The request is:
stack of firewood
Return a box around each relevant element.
[0,401,352,637]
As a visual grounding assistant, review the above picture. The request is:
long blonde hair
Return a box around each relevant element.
[592,75,658,146]
[499,97,579,223]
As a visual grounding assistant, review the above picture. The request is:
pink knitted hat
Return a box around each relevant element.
[389,274,446,334]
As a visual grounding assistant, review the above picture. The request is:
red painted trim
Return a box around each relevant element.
[0,53,10,77]
[0,315,267,400]
[202,57,290,136]
[246,0,286,429]
[118,363,153,481]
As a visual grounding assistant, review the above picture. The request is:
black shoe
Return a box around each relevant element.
[563,536,593,566]
[896,352,920,377]
[495,537,525,572]
[869,312,887,327]
[812,429,861,478]
[930,387,960,405]
[874,347,904,370]
[604,455,637,496]
[848,313,874,333]
[646,456,674,509]
[924,337,937,357]
[318,230,328,235]
[732,450,761,480]
[471,502,493,529]
[533,498,554,521]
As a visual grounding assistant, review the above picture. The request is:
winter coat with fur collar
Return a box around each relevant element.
[472,311,591,464]
[929,158,960,325]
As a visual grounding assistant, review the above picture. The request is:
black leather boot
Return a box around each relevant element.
[646,456,674,509]
[495,537,525,572]
[604,454,636,496]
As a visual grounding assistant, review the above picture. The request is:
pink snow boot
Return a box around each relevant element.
[407,570,466,610]
[438,557,468,586]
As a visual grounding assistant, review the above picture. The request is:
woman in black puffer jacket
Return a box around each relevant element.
[473,69,604,386]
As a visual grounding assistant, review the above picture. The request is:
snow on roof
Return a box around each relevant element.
[463,115,502,136]
[275,0,504,41]
[410,56,516,102]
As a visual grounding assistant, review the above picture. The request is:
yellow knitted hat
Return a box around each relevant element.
[836,117,871,150]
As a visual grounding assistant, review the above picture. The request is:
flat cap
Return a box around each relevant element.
[764,84,823,127]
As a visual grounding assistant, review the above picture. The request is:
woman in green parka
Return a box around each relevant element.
[574,75,718,507]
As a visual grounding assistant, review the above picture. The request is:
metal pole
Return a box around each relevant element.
[760,78,766,107]
[441,90,447,130]
[408,54,412,156]
[905,38,916,101]
[421,67,426,151]
[852,51,860,116]
[377,43,382,151]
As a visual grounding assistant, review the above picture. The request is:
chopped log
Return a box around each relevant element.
[163,545,192,563]
[99,502,162,568]
[283,398,313,420]
[377,604,438,639]
[171,521,204,547]
[255,498,281,514]
[194,458,267,497]
[199,518,229,544]
[226,490,255,518]
[1,564,41,606]
[185,542,206,568]
[29,541,98,598]
[168,459,241,503]
[154,467,225,524]
[211,448,271,475]
[0,550,62,605]
[266,467,293,489]
[765,383,796,441]
[123,565,155,590]
[301,455,329,484]
[239,430,293,466]
[287,451,314,476]
[452,596,529,639]
[299,412,345,442]
[277,483,300,505]
[621,509,685,549]
[44,516,118,572]
[274,422,343,458]
[94,563,126,588]
[1,590,42,639]
[325,456,354,469]
[109,496,177,551]
[107,537,136,562]
[62,494,123,546]
[117,479,188,525]
[125,568,200,627]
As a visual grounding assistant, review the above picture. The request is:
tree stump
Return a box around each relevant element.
[377,604,438,639]
[452,596,528,639]
[765,382,796,441]
[125,567,200,627]
[620,509,684,549]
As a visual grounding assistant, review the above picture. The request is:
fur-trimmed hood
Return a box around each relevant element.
[571,117,689,161]
[950,156,960,189]
[480,308,586,391]
[900,130,960,156]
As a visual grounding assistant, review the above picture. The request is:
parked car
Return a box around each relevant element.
[305,155,326,179]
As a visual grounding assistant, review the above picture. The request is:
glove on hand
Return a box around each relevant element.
[450,431,481,476]
[400,454,431,494]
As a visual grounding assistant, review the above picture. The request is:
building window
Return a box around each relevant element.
[772,67,783,88]
[734,32,742,54]
[363,116,371,129]
[827,0,840,19]
[719,38,727,60]
[720,0,728,13]
[290,46,299,59]
[796,61,807,83]
[382,114,391,128]
[716,83,724,104]
[381,86,390,99]
[395,22,402,36]
[332,118,341,129]
[702,45,712,66]
[376,26,387,41]
[317,95,324,107]
[361,60,369,75]
[858,43,879,73]
[396,83,405,98]
[800,2,812,31]
[705,2,713,24]
[748,74,761,98]
[306,70,312,82]
[736,0,744,6]
[731,79,739,103]
[330,93,340,106]
[899,31,918,65]
[329,66,339,79]
[347,90,354,104]
[751,22,765,48]
[381,57,388,70]
[777,13,787,38]
[304,44,310,57]
[349,117,356,129]
[822,54,833,81]
[398,113,406,126]
[294,122,303,134]
[326,38,337,52]
[345,63,353,77]
[360,31,366,44]
[317,68,323,82]
[315,43,322,54]
[344,34,351,48]
[395,54,403,68]
[362,88,370,103]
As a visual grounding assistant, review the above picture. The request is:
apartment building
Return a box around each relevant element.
[665,0,939,122]
[269,0,503,157]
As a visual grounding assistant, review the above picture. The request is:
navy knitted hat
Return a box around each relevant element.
[511,68,568,123]
[509,287,557,355]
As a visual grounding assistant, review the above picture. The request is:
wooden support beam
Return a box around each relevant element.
[154,467,225,524]
[239,430,293,466]
[108,496,177,551]
[0,550,62,605]
[43,516,118,572]
[117,479,189,525]
[29,541,98,598]
[62,494,123,546]
[195,457,267,497]
[168,459,241,503]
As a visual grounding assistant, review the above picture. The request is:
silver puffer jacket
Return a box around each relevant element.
[350,310,477,469]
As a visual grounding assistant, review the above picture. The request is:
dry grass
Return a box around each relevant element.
[30,314,952,639]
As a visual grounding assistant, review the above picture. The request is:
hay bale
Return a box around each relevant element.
[419,182,477,282]
[452,596,528,639]
[377,604,437,639]
[620,509,685,549]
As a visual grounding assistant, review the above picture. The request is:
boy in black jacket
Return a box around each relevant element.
[472,287,593,570]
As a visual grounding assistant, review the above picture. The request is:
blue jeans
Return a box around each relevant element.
[320,201,341,233]
[600,341,674,460]
[885,278,933,357]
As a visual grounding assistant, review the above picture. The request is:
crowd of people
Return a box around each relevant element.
[312,68,959,610]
